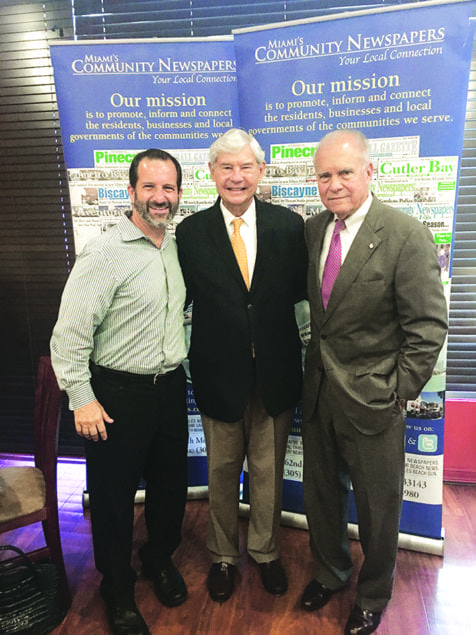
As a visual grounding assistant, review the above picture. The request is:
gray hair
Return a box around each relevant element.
[315,129,371,164]
[209,128,265,167]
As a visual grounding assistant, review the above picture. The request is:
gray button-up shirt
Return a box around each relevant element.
[51,213,186,410]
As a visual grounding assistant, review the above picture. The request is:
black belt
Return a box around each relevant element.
[90,362,180,385]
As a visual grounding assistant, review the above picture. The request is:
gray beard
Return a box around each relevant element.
[134,198,178,229]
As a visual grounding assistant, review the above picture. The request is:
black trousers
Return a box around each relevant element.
[85,364,189,593]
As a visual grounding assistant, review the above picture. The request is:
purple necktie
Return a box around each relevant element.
[321,219,346,309]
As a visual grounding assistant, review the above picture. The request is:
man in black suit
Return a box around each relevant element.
[175,129,307,602]
[300,130,448,634]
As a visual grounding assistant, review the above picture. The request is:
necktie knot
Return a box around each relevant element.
[334,219,346,235]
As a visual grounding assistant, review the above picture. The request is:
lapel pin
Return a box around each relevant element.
[369,243,374,249]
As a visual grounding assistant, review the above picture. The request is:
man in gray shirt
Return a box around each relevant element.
[51,149,188,635]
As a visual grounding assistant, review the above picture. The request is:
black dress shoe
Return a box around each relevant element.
[258,559,288,596]
[300,578,335,611]
[207,562,236,603]
[344,605,383,635]
[142,562,187,607]
[100,583,150,635]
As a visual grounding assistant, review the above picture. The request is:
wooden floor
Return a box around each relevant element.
[1,455,475,634]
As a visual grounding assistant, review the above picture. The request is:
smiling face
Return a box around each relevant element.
[209,144,266,217]
[128,158,182,234]
[314,133,373,220]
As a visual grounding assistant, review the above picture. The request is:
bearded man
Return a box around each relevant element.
[51,149,188,635]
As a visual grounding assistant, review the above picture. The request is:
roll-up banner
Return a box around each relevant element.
[235,0,475,555]
[51,0,475,552]
[50,37,241,495]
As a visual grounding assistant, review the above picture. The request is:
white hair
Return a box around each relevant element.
[209,128,265,166]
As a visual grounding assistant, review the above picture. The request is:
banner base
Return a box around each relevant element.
[186,485,209,500]
[81,494,444,556]
[238,503,445,556]
[348,523,445,556]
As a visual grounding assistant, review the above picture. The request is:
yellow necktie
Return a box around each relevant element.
[231,218,250,289]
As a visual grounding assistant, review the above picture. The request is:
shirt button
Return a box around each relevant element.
[247,304,253,310]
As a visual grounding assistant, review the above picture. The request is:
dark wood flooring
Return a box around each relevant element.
[1,455,475,634]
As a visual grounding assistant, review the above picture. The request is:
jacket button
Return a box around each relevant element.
[321,334,327,340]
[247,304,253,310]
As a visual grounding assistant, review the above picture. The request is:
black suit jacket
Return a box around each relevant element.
[175,197,307,422]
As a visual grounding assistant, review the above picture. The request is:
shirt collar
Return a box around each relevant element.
[332,192,372,231]
[220,197,256,228]
[118,211,171,248]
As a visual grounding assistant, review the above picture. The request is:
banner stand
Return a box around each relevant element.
[238,503,445,557]
[51,0,473,557]
[82,489,444,555]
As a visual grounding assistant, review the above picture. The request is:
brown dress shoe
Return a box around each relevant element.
[300,578,335,611]
[344,605,383,635]
[258,559,288,596]
[207,562,236,603]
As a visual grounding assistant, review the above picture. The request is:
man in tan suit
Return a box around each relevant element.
[300,130,447,635]
[176,129,307,603]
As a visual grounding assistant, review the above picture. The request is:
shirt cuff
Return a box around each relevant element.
[67,383,97,411]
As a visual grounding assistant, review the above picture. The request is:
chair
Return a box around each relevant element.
[0,355,71,611]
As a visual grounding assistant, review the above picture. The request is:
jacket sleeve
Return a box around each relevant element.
[395,222,448,399]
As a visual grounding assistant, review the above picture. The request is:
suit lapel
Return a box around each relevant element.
[251,200,272,292]
[307,211,332,321]
[324,202,383,319]
[207,199,249,291]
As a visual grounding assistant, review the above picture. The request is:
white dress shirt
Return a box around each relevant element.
[319,193,373,282]
[221,199,257,282]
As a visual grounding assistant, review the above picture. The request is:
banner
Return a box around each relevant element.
[50,1,475,552]
[234,0,475,553]
[50,37,240,490]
